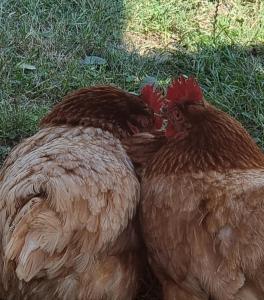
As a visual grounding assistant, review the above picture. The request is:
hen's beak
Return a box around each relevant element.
[154,112,168,132]
[159,119,168,131]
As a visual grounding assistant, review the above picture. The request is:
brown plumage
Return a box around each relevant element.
[0,85,153,300]
[129,77,264,300]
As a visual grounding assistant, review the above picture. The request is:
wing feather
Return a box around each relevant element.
[0,126,139,285]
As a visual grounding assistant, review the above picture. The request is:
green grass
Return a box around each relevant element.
[0,0,264,163]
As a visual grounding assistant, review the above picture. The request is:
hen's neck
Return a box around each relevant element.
[145,113,264,177]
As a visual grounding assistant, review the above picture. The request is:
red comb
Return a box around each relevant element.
[141,85,163,113]
[166,75,203,105]
[141,85,165,130]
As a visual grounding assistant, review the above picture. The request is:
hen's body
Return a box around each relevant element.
[0,86,152,299]
[0,126,140,300]
[142,168,264,300]
[138,99,264,300]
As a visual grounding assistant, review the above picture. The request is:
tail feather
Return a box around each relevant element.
[16,248,46,282]
[4,195,73,283]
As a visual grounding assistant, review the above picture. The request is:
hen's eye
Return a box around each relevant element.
[160,105,168,114]
[173,111,181,120]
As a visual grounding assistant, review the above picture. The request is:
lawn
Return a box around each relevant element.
[0,0,263,164]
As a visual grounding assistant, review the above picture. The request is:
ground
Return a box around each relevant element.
[0,0,263,162]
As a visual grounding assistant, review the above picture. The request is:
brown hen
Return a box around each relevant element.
[0,86,153,300]
[128,77,264,300]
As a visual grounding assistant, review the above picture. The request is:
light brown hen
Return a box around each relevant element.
[127,77,264,300]
[0,86,153,300]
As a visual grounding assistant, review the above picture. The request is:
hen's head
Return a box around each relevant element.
[141,76,205,138]
[40,86,153,138]
[163,76,205,138]
[139,76,264,171]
